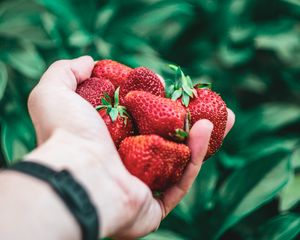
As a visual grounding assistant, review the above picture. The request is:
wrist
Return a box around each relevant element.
[25,129,106,236]
[0,170,81,240]
[25,128,102,171]
[25,128,139,238]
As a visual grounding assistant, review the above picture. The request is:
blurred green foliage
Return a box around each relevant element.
[0,0,300,239]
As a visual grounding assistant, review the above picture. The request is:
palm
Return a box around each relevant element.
[29,58,113,144]
[29,57,235,238]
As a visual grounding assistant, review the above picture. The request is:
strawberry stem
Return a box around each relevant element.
[95,87,130,124]
[174,129,188,142]
[168,64,197,107]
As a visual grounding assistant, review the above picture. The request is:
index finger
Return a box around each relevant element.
[39,56,94,90]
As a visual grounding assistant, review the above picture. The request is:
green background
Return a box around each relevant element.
[0,0,300,239]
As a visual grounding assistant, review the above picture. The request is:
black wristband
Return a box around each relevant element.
[8,161,99,240]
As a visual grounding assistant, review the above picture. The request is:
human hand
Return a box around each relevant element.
[27,56,235,239]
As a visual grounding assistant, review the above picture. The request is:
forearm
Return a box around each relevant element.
[0,171,80,240]
[0,129,106,240]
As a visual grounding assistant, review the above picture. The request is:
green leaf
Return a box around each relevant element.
[228,25,254,44]
[114,87,120,107]
[95,105,106,111]
[142,230,186,240]
[255,29,300,66]
[1,111,35,164]
[258,104,300,130]
[186,75,194,88]
[5,42,46,79]
[101,96,110,106]
[173,187,196,223]
[291,147,300,169]
[279,172,300,211]
[232,137,298,168]
[181,93,190,107]
[194,159,219,212]
[68,31,93,47]
[171,89,182,101]
[212,150,292,237]
[95,37,113,58]
[0,19,51,46]
[182,81,194,97]
[256,214,300,240]
[0,1,51,46]
[38,0,81,27]
[0,61,8,100]
[109,108,119,122]
[168,64,179,71]
[218,43,253,67]
[95,4,116,32]
[282,0,300,6]
[235,104,300,143]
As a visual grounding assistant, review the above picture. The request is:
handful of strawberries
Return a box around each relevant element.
[76,60,227,192]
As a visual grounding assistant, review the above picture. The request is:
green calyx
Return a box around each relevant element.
[174,129,189,142]
[168,64,198,107]
[172,112,191,142]
[197,82,212,89]
[95,87,129,124]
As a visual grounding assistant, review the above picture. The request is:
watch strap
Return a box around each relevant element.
[8,161,99,240]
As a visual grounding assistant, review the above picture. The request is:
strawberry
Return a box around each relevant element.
[119,67,165,104]
[76,77,115,107]
[96,88,134,148]
[168,65,227,158]
[124,91,189,142]
[187,86,227,158]
[119,135,191,191]
[92,59,132,87]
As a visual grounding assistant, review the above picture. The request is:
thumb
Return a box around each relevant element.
[39,56,94,90]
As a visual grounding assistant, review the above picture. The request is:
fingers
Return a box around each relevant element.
[39,56,94,90]
[224,108,235,137]
[158,108,235,218]
[159,120,213,217]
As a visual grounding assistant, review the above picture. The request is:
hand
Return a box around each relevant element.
[27,56,235,239]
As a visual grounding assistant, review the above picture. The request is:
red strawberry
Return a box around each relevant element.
[187,87,227,158]
[168,65,227,158]
[119,67,165,104]
[119,135,191,191]
[96,88,134,148]
[124,91,188,142]
[76,77,115,107]
[92,59,132,87]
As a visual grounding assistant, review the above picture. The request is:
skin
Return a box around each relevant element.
[0,56,235,239]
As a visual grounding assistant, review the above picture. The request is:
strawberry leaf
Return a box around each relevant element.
[182,92,190,107]
[95,105,106,111]
[167,64,198,107]
[166,84,175,98]
[169,64,179,71]
[101,97,110,106]
[175,67,182,83]
[182,82,194,97]
[171,89,183,100]
[186,76,194,88]
[103,92,111,101]
[109,108,119,122]
[114,87,120,107]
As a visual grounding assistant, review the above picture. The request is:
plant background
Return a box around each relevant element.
[0,0,300,239]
